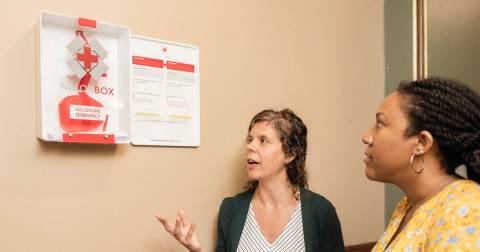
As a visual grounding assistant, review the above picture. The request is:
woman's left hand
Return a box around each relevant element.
[155,210,203,252]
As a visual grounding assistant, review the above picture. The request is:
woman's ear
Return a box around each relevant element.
[414,130,434,154]
[284,153,296,164]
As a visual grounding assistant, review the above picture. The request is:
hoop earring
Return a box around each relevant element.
[410,153,425,174]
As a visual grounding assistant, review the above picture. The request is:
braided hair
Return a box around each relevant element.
[397,78,480,182]
[245,109,308,190]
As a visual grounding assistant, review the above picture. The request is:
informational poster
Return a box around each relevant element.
[130,36,200,146]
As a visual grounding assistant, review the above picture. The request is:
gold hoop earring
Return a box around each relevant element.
[410,153,425,174]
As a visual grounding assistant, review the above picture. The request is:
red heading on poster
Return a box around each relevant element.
[167,61,195,73]
[132,56,164,68]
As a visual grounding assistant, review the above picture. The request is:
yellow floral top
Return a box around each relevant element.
[372,179,480,252]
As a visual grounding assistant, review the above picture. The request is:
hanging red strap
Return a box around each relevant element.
[75,30,88,44]
[102,114,109,131]
[77,73,91,91]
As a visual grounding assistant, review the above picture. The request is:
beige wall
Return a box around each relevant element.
[427,0,480,92]
[0,0,385,251]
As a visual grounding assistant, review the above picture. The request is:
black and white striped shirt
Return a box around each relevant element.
[237,203,305,252]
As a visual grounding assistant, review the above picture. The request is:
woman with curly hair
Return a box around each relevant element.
[362,78,480,251]
[157,109,344,252]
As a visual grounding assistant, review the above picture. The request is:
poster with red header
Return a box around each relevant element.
[130,36,200,146]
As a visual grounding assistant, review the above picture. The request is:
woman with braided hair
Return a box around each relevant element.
[362,78,480,251]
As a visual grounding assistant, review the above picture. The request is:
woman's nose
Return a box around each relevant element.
[362,132,373,145]
[246,141,255,151]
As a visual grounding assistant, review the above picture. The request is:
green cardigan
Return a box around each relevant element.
[215,188,345,252]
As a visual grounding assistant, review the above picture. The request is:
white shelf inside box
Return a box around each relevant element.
[36,11,130,144]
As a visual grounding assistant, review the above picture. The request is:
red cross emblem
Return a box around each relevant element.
[76,46,99,70]
[66,35,108,80]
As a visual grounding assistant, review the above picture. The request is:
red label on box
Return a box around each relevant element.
[59,92,105,132]
[78,18,97,28]
[63,133,115,144]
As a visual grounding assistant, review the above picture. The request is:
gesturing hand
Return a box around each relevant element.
[155,210,203,252]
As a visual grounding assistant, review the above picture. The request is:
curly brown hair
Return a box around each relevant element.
[397,78,480,182]
[245,109,308,190]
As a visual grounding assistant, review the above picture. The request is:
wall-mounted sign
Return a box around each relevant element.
[131,36,200,147]
[36,11,200,147]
